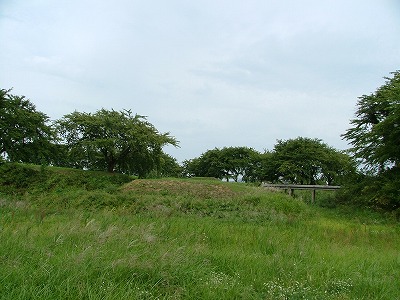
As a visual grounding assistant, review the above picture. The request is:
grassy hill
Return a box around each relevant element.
[0,163,399,299]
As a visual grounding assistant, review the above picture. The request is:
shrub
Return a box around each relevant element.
[0,163,132,193]
[337,168,400,211]
[0,163,46,193]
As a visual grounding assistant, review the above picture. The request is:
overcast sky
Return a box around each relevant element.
[1,0,399,162]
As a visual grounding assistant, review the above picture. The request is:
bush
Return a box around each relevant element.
[337,168,400,211]
[0,163,46,193]
[0,163,132,195]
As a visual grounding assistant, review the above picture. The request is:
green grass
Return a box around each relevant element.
[0,164,399,299]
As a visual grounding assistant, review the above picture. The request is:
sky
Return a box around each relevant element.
[1,0,400,162]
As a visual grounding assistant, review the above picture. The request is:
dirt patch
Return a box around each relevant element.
[0,198,29,209]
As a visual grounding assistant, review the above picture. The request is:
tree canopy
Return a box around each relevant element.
[341,71,400,210]
[183,148,225,180]
[183,142,353,184]
[0,89,55,164]
[343,70,400,172]
[183,147,260,182]
[56,109,178,177]
[270,137,355,184]
[269,137,355,185]
[218,147,260,182]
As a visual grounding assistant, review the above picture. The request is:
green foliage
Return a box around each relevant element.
[270,137,355,185]
[183,147,263,182]
[337,168,400,212]
[247,151,275,183]
[184,142,354,185]
[218,147,261,182]
[155,153,183,178]
[0,163,46,193]
[184,148,225,179]
[56,109,178,177]
[0,163,132,196]
[343,70,400,172]
[342,71,400,211]
[0,89,56,164]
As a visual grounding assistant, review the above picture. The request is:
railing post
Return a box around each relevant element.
[311,189,316,204]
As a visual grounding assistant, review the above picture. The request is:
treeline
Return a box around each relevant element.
[0,89,178,178]
[1,70,399,212]
[186,71,400,214]
[0,88,353,184]
[182,139,354,185]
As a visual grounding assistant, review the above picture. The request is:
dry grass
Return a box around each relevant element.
[122,179,238,200]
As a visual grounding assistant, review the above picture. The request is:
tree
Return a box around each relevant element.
[185,148,225,179]
[182,157,201,178]
[250,151,276,183]
[218,147,260,182]
[341,71,400,211]
[183,147,262,182]
[342,70,400,172]
[0,89,55,164]
[56,109,178,177]
[156,153,183,178]
[270,137,354,185]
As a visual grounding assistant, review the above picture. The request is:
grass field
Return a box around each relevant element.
[0,164,399,299]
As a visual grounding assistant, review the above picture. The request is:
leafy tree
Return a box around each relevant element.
[320,149,356,185]
[218,147,261,182]
[56,109,178,177]
[342,70,400,172]
[182,157,201,178]
[248,151,275,183]
[183,147,262,182]
[156,153,183,178]
[341,71,400,211]
[185,148,225,179]
[0,89,55,164]
[270,137,354,185]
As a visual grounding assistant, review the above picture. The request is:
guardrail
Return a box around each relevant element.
[262,183,341,204]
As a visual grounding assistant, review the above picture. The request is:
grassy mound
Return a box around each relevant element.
[0,163,310,222]
[123,178,238,199]
[119,178,310,222]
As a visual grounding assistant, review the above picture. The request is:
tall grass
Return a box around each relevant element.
[0,164,399,299]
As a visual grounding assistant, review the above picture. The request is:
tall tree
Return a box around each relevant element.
[0,89,55,164]
[342,70,400,172]
[271,137,354,185]
[157,153,182,178]
[219,147,260,182]
[341,71,400,210]
[183,147,262,182]
[56,109,178,177]
[252,151,277,183]
[186,148,225,180]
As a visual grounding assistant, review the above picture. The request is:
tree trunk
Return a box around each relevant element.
[107,160,116,173]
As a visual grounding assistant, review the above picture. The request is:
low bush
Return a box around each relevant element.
[0,163,132,194]
[337,168,400,211]
[0,163,46,192]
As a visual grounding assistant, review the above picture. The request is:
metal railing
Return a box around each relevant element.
[262,183,341,204]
